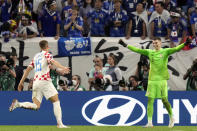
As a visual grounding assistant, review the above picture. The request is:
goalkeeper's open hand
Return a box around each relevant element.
[185,37,192,46]
[118,39,128,47]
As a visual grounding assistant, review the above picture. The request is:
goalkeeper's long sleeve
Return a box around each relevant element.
[127,45,149,56]
[166,43,185,55]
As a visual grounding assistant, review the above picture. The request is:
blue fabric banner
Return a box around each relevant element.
[0,91,197,126]
[58,37,91,56]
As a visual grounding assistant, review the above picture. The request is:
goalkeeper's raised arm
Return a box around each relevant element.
[118,39,149,56]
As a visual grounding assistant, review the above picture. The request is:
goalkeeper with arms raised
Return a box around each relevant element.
[118,37,191,128]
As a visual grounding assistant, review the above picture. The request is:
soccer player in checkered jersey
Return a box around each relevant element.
[9,40,70,128]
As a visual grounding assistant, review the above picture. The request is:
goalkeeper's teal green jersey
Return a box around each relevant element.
[127,44,185,81]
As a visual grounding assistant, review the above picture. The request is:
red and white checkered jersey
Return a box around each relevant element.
[29,51,53,82]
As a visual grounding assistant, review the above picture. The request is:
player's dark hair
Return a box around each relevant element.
[153,37,161,41]
[39,40,48,49]
[138,2,145,9]
[155,1,164,8]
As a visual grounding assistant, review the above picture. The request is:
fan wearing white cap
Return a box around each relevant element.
[166,9,187,48]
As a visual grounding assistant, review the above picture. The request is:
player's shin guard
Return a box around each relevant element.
[18,102,38,110]
[53,101,63,126]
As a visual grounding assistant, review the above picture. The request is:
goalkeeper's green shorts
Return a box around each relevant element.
[145,80,168,98]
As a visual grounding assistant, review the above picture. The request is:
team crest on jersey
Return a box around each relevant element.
[160,53,163,58]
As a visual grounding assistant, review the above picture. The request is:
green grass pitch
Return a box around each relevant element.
[0,126,196,131]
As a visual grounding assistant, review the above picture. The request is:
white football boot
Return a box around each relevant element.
[168,117,175,128]
[9,99,19,112]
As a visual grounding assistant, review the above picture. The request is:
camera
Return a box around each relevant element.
[138,55,149,67]
[0,61,6,68]
[0,47,17,69]
[92,75,112,90]
[0,58,15,69]
[58,79,66,86]
[65,80,77,86]
[119,77,127,87]
[0,57,15,68]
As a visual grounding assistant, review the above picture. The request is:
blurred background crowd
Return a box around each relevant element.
[0,0,197,91]
[1,0,197,43]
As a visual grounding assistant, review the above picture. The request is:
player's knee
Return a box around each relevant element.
[49,94,59,103]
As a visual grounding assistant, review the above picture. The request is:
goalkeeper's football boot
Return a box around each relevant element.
[143,123,153,128]
[168,117,175,128]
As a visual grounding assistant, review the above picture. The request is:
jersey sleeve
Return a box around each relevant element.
[28,59,34,68]
[166,43,185,55]
[44,52,53,63]
[127,45,149,56]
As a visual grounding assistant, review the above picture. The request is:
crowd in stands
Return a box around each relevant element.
[0,0,197,91]
[0,0,197,42]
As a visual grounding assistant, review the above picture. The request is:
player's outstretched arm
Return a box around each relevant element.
[51,60,70,74]
[118,39,149,56]
[18,66,33,91]
[167,37,192,55]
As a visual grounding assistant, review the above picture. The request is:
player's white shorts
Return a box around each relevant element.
[32,81,58,103]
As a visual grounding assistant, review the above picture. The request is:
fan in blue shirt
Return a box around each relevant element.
[126,3,147,39]
[164,0,176,11]
[153,16,167,37]
[0,0,11,22]
[149,2,170,39]
[64,6,83,37]
[87,0,109,36]
[167,10,187,47]
[38,0,61,39]
[109,0,128,37]
[122,0,142,17]
[190,7,197,38]
[61,0,73,20]
[103,0,114,14]
[62,0,83,7]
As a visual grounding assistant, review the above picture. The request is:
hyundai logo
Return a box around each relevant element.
[82,95,146,126]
